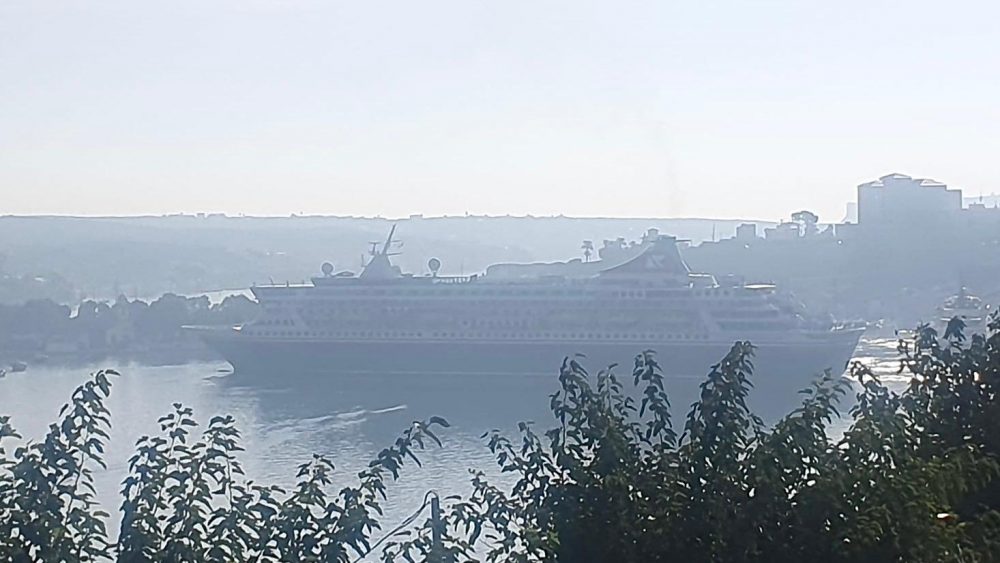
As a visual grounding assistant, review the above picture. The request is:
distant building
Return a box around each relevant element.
[857,173,962,227]
[963,194,1000,208]
[966,201,997,214]
[843,202,858,224]
[833,222,860,239]
[764,223,800,241]
[735,223,758,242]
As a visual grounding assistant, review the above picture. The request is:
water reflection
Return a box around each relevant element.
[0,359,564,536]
[0,337,908,547]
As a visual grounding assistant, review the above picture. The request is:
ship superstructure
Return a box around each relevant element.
[201,228,862,407]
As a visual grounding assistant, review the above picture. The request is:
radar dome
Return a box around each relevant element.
[321,262,335,276]
[428,257,442,275]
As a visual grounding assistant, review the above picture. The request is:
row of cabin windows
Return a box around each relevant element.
[297,308,702,318]
[298,319,698,330]
[243,329,711,341]
[717,321,789,330]
[268,288,752,302]
[264,297,765,316]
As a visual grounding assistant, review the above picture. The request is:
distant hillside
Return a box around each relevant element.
[0,215,766,303]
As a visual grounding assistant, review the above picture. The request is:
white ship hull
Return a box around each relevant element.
[202,329,863,416]
[198,228,866,418]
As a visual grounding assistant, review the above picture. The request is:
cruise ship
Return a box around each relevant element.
[200,228,862,402]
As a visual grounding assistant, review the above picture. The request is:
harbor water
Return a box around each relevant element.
[0,336,906,551]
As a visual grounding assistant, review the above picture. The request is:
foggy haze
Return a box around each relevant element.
[3,0,1000,220]
[5,2,1000,561]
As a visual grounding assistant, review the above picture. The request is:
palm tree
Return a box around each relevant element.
[791,210,819,237]
[581,240,594,262]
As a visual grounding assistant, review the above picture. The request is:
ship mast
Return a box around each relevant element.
[360,225,404,279]
[381,224,398,256]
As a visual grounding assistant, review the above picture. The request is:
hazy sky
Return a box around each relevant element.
[2,1,999,220]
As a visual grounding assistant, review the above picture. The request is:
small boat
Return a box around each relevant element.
[937,288,989,337]
[9,361,27,373]
[0,369,6,379]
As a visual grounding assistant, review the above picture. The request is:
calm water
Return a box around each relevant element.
[0,336,905,551]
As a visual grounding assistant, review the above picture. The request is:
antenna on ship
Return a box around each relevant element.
[368,224,402,260]
[381,224,402,256]
[360,225,404,279]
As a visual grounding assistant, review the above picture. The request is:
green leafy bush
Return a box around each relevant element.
[0,371,448,562]
[389,322,1000,563]
[2,319,1000,562]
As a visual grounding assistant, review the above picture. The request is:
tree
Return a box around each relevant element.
[791,210,820,237]
[209,294,259,326]
[581,240,594,262]
[0,371,450,563]
[392,322,1000,562]
[4,322,1000,562]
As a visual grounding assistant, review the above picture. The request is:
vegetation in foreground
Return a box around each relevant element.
[2,319,1000,562]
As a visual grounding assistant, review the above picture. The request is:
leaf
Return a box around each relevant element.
[429,416,451,428]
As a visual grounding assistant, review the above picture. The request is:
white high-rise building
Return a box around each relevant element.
[857,173,962,228]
